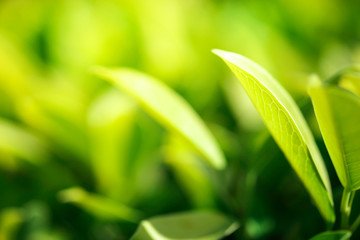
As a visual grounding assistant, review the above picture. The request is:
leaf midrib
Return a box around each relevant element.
[227,62,329,195]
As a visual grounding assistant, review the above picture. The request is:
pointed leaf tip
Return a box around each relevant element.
[94,68,226,170]
[214,49,335,223]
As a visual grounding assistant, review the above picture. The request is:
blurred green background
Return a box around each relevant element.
[0,0,359,239]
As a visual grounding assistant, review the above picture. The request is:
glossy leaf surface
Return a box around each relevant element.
[213,49,334,223]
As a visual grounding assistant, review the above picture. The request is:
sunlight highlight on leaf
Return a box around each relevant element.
[213,49,334,223]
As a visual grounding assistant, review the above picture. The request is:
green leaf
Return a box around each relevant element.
[131,211,239,240]
[94,68,226,169]
[310,230,351,240]
[213,49,334,223]
[309,84,360,190]
[88,89,137,201]
[58,187,142,223]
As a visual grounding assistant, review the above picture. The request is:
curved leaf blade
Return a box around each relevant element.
[310,230,351,240]
[58,187,142,223]
[213,49,334,223]
[131,211,239,240]
[309,85,360,190]
[94,68,226,169]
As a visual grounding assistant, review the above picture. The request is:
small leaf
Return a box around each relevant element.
[310,230,351,240]
[131,211,239,240]
[94,68,226,169]
[309,83,360,190]
[213,49,334,223]
[58,187,142,223]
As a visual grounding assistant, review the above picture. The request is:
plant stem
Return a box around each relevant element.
[340,188,354,228]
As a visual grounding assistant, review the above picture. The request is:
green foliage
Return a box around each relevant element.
[310,230,352,240]
[88,89,137,201]
[213,49,335,223]
[0,208,23,240]
[0,119,48,168]
[58,187,142,223]
[94,68,226,170]
[0,0,360,239]
[309,78,360,191]
[163,134,216,208]
[131,211,238,240]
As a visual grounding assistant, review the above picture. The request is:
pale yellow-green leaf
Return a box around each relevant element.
[58,187,142,223]
[94,68,226,169]
[213,49,334,223]
[309,85,360,190]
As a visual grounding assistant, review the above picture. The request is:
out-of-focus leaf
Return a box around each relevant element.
[310,230,351,240]
[309,84,360,190]
[94,68,226,170]
[31,75,87,127]
[0,33,36,100]
[341,76,360,96]
[245,217,274,239]
[127,0,191,83]
[88,89,137,201]
[48,0,134,71]
[0,118,47,166]
[0,208,23,240]
[131,211,238,240]
[16,97,88,161]
[163,134,216,208]
[213,49,334,223]
[23,201,67,240]
[58,187,142,223]
[0,0,50,44]
[23,201,50,237]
